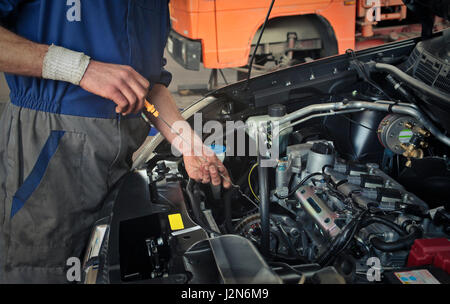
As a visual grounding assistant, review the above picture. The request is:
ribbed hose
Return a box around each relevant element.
[373,62,450,106]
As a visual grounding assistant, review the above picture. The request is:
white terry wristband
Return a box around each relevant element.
[42,44,91,85]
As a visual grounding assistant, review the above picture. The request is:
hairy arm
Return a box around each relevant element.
[0,26,48,77]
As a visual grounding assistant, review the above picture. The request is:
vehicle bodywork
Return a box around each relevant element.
[167,0,448,70]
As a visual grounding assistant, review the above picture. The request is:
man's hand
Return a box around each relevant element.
[80,60,150,115]
[139,84,232,188]
[183,152,232,189]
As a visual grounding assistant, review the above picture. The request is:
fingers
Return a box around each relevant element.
[209,164,221,186]
[201,159,231,188]
[205,154,231,188]
[200,163,230,188]
[111,89,129,114]
[79,61,150,115]
[116,66,149,115]
[128,79,147,114]
[217,165,232,189]
[117,81,137,115]
[201,163,211,184]
[124,68,149,114]
[184,150,231,189]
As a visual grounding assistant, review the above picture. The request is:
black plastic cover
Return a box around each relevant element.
[268,104,287,117]
[185,235,282,284]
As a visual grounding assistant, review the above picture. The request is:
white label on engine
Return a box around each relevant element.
[394,269,441,284]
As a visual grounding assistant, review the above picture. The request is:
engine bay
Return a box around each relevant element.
[142,129,449,283]
[91,31,450,284]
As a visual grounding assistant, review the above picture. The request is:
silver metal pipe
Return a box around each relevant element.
[277,100,450,147]
[279,109,364,133]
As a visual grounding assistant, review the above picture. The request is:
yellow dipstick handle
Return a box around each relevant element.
[144,100,159,118]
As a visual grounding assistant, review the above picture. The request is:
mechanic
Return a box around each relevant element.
[0,0,231,283]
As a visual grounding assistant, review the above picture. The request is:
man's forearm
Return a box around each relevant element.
[0,26,48,77]
[147,84,231,187]
[146,84,204,155]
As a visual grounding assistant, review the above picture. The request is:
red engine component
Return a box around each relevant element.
[407,238,450,273]
[434,251,450,274]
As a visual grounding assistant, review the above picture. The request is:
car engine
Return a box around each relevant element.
[148,125,447,283]
[85,30,450,284]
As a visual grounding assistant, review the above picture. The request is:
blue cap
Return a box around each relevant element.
[209,144,226,154]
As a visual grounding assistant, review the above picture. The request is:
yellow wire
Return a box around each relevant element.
[248,163,260,202]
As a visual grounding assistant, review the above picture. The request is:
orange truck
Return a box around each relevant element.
[167,0,446,71]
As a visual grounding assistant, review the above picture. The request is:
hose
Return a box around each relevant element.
[372,62,450,107]
[223,172,249,234]
[186,179,222,236]
[360,216,406,236]
[258,159,270,256]
[186,179,204,225]
[370,226,422,252]
[317,210,368,266]
[347,50,392,100]
[359,215,422,252]
[274,172,323,199]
